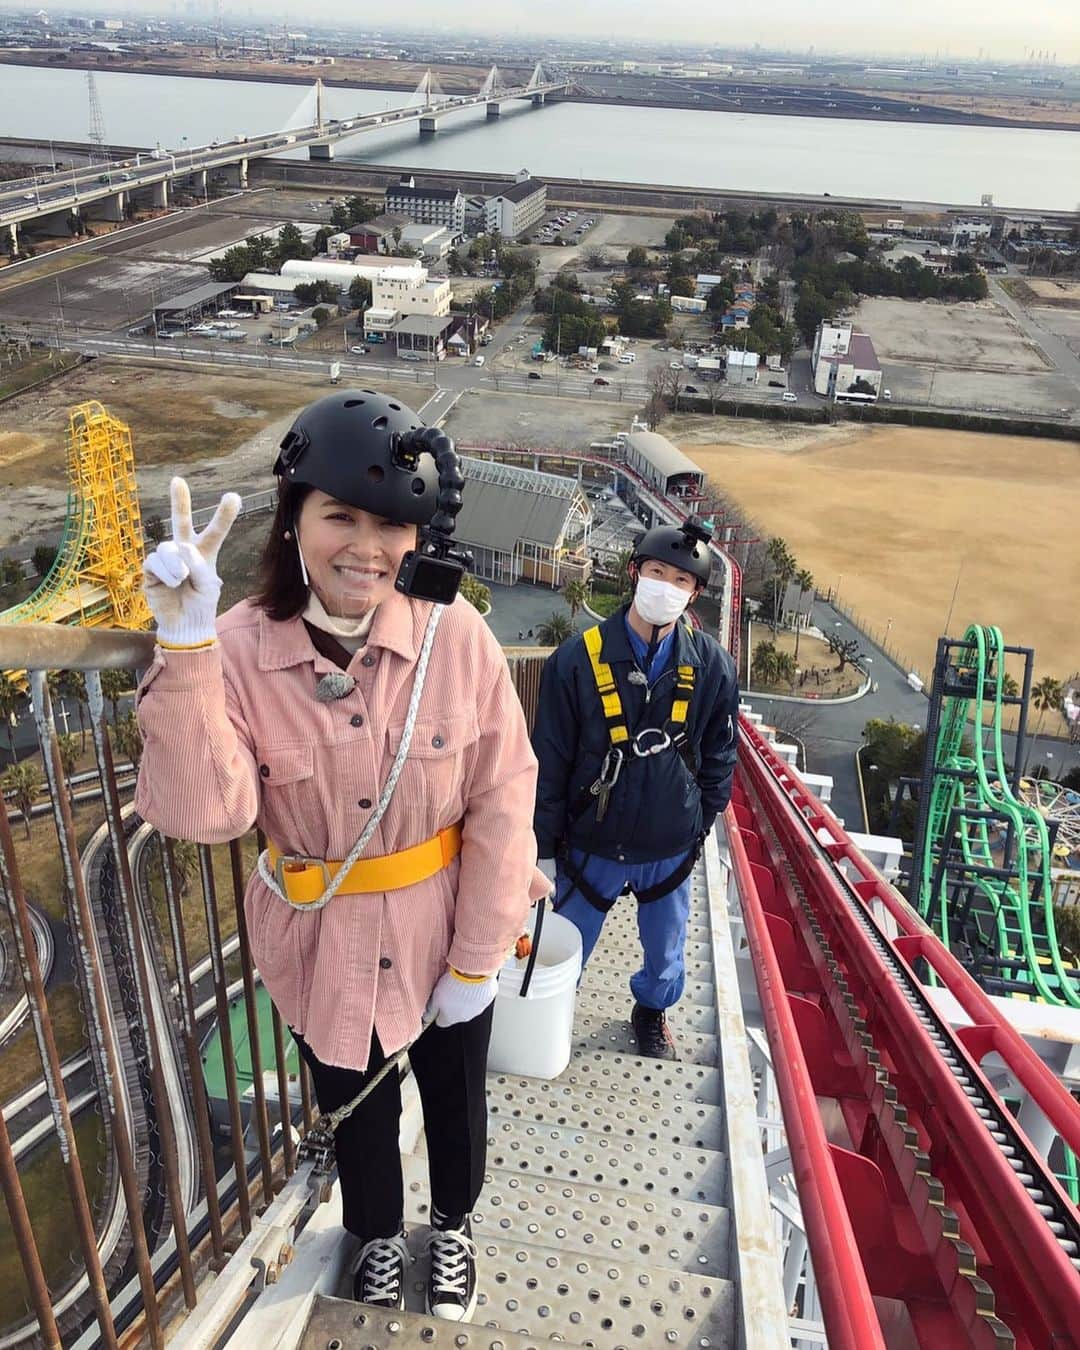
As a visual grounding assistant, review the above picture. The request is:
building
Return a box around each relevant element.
[725,349,760,386]
[694,273,726,301]
[811,321,883,401]
[280,256,423,289]
[347,214,412,255]
[398,223,459,260]
[483,170,547,239]
[384,176,466,232]
[371,268,451,318]
[623,431,705,501]
[671,295,707,314]
[392,314,456,361]
[153,280,239,330]
[951,217,993,248]
[454,456,591,588]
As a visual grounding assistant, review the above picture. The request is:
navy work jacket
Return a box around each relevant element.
[532,605,740,864]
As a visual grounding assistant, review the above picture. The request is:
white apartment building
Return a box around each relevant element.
[484,170,547,239]
[371,268,452,317]
[384,176,466,232]
[811,321,883,401]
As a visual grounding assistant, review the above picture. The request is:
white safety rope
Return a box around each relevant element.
[257,603,446,912]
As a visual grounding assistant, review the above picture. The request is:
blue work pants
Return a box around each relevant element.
[554,848,693,1010]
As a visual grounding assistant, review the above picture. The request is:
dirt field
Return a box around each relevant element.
[0,360,417,551]
[676,420,1080,685]
[855,296,1048,373]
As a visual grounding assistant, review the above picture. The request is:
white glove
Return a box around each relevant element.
[143,477,241,647]
[425,968,499,1029]
[537,857,558,888]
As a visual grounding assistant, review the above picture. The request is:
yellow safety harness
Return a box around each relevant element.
[582,623,696,756]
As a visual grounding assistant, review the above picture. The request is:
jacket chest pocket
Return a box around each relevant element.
[386,713,477,821]
[255,744,316,831]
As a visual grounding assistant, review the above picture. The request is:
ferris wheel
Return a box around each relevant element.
[1018,776,1080,871]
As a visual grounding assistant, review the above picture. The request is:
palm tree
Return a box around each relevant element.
[56,734,79,810]
[99,669,132,725]
[536,612,574,647]
[562,579,588,622]
[793,567,814,663]
[750,640,780,688]
[58,670,88,751]
[2,760,42,839]
[614,548,635,597]
[766,537,795,636]
[113,712,143,770]
[1025,676,1063,774]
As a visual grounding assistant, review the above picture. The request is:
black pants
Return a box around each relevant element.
[291,1005,494,1242]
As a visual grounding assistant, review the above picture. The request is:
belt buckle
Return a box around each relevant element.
[274,853,332,903]
[633,728,672,758]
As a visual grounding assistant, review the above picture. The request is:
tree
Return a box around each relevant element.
[274,222,312,267]
[32,544,57,577]
[311,306,332,328]
[793,286,833,346]
[614,548,635,597]
[766,537,795,635]
[292,280,339,306]
[626,245,649,270]
[56,733,79,808]
[56,670,88,752]
[706,277,736,312]
[143,514,166,546]
[536,612,574,646]
[562,579,588,622]
[750,641,780,687]
[793,568,814,663]
[2,760,42,839]
[99,669,131,724]
[348,275,372,310]
[458,573,491,614]
[0,558,22,589]
[1025,676,1064,773]
[826,632,863,673]
[582,247,608,269]
[113,711,143,769]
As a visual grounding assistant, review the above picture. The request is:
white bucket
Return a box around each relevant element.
[487,905,582,1080]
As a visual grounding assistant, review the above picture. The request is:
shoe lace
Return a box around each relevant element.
[424,1227,478,1299]
[355,1234,409,1300]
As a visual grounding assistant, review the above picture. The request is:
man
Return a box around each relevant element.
[532,517,740,1059]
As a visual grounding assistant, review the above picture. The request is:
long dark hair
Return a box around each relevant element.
[253,480,313,621]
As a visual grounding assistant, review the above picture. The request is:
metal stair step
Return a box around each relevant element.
[584,936,716,970]
[586,952,716,986]
[533,1053,724,1107]
[573,1013,719,1067]
[485,1074,726,1150]
[299,1297,557,1349]
[402,1154,731,1278]
[459,1114,728,1204]
[575,985,718,1036]
[576,971,717,1007]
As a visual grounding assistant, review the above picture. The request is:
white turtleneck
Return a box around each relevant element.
[302,589,377,655]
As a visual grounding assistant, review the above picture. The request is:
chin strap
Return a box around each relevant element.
[644,623,662,679]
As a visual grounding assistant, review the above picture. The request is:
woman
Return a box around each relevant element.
[135,391,547,1321]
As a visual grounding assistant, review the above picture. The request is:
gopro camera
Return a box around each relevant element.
[396,542,473,605]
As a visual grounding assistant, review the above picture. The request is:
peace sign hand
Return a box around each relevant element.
[143,477,242,648]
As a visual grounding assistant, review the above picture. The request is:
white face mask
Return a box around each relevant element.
[633,576,692,627]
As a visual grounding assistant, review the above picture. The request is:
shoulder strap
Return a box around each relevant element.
[583,625,629,746]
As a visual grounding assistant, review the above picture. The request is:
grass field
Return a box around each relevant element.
[681,423,1080,695]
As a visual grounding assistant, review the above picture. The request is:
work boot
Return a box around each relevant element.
[351,1231,409,1308]
[631,1001,677,1060]
[425,1208,478,1321]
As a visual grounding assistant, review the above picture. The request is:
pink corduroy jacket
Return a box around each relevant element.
[135,591,548,1071]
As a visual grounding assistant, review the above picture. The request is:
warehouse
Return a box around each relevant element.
[153,280,239,330]
[456,457,591,588]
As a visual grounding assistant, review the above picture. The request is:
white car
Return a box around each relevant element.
[618,353,635,364]
[782,391,798,402]
[473,354,485,367]
[882,388,892,400]
[670,361,683,371]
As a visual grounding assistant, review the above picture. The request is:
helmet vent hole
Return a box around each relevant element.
[388,403,401,411]
[367,465,385,484]
[372,415,388,430]
[343,398,366,408]
[411,478,426,496]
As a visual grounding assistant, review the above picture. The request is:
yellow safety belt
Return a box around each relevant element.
[583,625,629,745]
[671,663,696,727]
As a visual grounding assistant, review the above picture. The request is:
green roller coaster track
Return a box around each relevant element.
[920,623,1080,1009]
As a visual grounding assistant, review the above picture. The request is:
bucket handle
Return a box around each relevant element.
[519,893,546,998]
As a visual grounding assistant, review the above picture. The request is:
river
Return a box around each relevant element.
[2,62,1079,211]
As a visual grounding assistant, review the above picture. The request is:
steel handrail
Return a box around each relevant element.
[725,800,886,1350]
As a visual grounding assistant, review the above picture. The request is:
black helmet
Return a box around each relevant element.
[273,390,439,525]
[633,517,713,586]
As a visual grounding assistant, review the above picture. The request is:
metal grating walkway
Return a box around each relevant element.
[298,858,755,1349]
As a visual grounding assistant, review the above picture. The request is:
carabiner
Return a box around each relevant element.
[632,727,673,758]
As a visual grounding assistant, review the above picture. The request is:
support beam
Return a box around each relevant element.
[189,168,208,197]
[94,190,126,222]
[150,179,169,209]
[308,142,334,161]
[531,92,546,106]
[486,102,502,119]
[3,221,16,257]
[419,115,439,136]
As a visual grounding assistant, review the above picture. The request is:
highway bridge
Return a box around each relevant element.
[0,62,569,253]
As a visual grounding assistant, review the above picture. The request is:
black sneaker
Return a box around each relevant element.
[425,1210,478,1322]
[631,1001,678,1060]
[351,1232,409,1308]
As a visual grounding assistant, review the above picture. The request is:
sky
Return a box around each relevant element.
[18,1,1080,63]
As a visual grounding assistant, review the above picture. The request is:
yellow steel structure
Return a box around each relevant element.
[1,401,151,636]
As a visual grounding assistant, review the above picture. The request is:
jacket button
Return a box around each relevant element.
[259,764,270,778]
[358,797,372,810]
[350,713,364,727]
[361,654,376,668]
[431,734,444,748]
[379,956,392,970]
